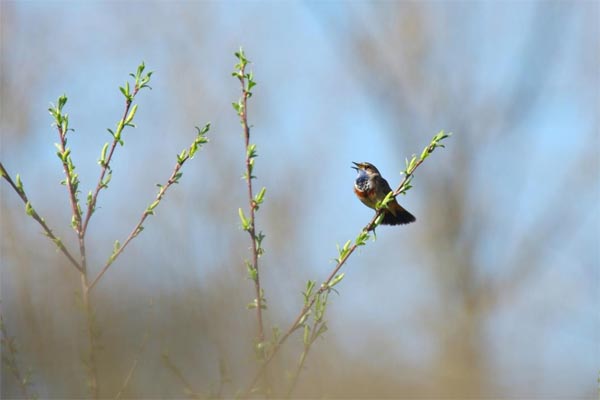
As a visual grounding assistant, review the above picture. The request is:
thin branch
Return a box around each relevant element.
[243,131,450,395]
[87,124,208,292]
[234,50,266,346]
[54,118,84,241]
[114,333,148,400]
[0,162,83,272]
[286,321,320,397]
[162,353,203,399]
[87,159,183,292]
[81,89,137,237]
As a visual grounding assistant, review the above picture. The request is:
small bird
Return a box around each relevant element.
[352,162,416,225]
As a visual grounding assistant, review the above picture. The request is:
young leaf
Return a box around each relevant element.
[125,103,138,125]
[25,201,34,216]
[303,324,311,346]
[328,273,345,288]
[238,208,250,230]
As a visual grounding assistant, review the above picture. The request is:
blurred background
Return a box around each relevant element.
[1,1,598,398]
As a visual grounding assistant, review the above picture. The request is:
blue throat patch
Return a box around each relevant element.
[355,171,370,192]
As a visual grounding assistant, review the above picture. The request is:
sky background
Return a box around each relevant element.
[1,1,599,398]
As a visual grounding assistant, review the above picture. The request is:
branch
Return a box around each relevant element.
[233,49,267,348]
[244,130,451,395]
[162,353,203,399]
[114,333,148,400]
[86,124,210,292]
[49,95,92,279]
[0,162,83,273]
[81,63,152,237]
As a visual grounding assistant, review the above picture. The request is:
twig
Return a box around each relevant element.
[244,131,451,395]
[233,50,266,347]
[87,124,209,292]
[82,63,151,237]
[0,162,82,272]
[81,89,136,236]
[162,353,203,399]
[53,107,87,271]
[114,333,148,400]
[285,321,320,397]
[49,95,100,398]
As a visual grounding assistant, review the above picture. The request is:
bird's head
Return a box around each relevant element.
[351,162,381,176]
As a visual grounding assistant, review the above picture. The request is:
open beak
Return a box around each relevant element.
[351,161,360,171]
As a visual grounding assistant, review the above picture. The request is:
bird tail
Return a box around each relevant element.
[381,203,416,225]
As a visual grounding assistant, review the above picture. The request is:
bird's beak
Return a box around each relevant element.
[351,161,360,171]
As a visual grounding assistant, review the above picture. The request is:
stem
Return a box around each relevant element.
[162,354,203,399]
[87,160,185,292]
[286,323,319,397]
[0,162,83,272]
[54,112,100,399]
[114,333,148,400]
[237,62,265,346]
[53,123,88,277]
[56,124,83,237]
[81,89,138,236]
[81,274,99,399]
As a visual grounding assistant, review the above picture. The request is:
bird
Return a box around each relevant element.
[352,161,416,225]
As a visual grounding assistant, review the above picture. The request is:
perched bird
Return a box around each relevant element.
[352,161,416,225]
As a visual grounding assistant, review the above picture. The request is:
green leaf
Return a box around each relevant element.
[113,240,121,254]
[254,187,266,205]
[376,190,395,210]
[337,240,351,261]
[328,273,345,288]
[315,322,328,339]
[119,85,128,99]
[57,94,68,111]
[146,200,160,215]
[355,230,369,246]
[15,174,23,193]
[197,123,210,136]
[177,149,188,164]
[99,142,109,166]
[303,324,311,346]
[298,310,310,327]
[133,225,144,238]
[136,62,145,79]
[125,104,138,125]
[315,292,328,321]
[25,201,34,216]
[303,280,315,303]
[247,144,257,159]
[101,170,112,188]
[238,208,250,230]
[246,263,258,281]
